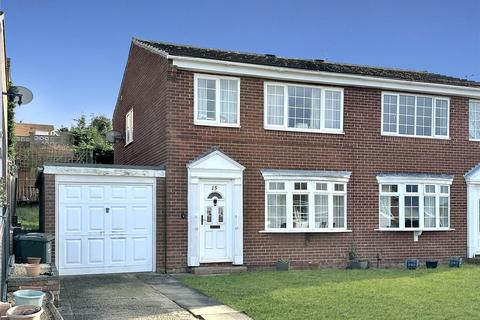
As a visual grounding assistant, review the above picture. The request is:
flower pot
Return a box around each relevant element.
[449,257,462,267]
[276,261,289,271]
[426,260,438,269]
[0,302,11,316]
[349,261,369,269]
[24,264,41,277]
[406,259,420,270]
[13,290,45,307]
[6,305,43,320]
[26,257,41,265]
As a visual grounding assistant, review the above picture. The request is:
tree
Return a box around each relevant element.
[68,114,114,164]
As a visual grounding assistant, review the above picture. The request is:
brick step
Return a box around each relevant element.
[191,266,247,275]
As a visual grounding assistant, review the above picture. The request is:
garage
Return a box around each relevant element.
[38,163,165,276]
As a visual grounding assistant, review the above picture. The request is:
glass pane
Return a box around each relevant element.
[425,185,436,193]
[206,207,212,223]
[469,101,480,139]
[197,78,216,121]
[293,194,309,228]
[316,183,327,191]
[266,85,284,126]
[333,195,345,228]
[399,95,415,135]
[315,195,328,228]
[269,182,285,190]
[267,194,287,228]
[435,99,448,136]
[218,207,224,223]
[416,96,433,136]
[424,196,436,228]
[406,184,418,193]
[381,184,398,193]
[440,186,449,194]
[439,197,449,227]
[383,95,398,133]
[404,196,419,228]
[324,90,342,129]
[334,184,344,192]
[220,79,238,124]
[287,86,320,129]
[380,196,399,228]
[294,182,308,190]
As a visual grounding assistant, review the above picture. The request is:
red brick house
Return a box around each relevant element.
[111,38,480,272]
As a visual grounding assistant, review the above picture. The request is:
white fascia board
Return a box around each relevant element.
[44,165,165,178]
[261,169,351,182]
[170,55,480,99]
[376,175,453,185]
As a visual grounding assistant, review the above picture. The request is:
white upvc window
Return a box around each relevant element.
[125,108,133,145]
[381,92,449,139]
[378,179,451,231]
[469,100,480,141]
[194,74,240,127]
[264,82,344,134]
[264,179,348,232]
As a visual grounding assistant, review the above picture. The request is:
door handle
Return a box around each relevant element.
[201,215,204,225]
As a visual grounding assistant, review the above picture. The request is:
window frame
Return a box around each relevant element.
[193,73,241,128]
[263,178,349,233]
[469,99,480,141]
[381,92,450,139]
[125,108,134,146]
[263,81,344,134]
[377,180,452,231]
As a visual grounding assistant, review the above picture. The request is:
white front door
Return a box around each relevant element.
[199,181,232,262]
[58,182,154,275]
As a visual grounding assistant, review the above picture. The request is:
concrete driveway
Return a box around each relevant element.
[59,273,195,320]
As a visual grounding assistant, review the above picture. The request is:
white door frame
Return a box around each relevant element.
[54,174,157,275]
[187,150,245,266]
[466,165,480,258]
[198,179,233,263]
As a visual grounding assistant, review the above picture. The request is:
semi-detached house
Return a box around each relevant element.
[42,38,480,275]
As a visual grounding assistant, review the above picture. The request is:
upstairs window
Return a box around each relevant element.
[378,180,451,230]
[194,74,240,127]
[469,100,480,140]
[125,109,133,145]
[265,83,343,133]
[382,93,449,138]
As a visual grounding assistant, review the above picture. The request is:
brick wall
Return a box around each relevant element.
[114,43,480,271]
[42,173,56,261]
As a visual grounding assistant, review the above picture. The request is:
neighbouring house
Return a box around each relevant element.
[15,123,55,136]
[38,38,480,276]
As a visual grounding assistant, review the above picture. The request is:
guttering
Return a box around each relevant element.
[169,55,480,99]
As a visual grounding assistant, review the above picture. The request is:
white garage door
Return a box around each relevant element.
[58,182,154,275]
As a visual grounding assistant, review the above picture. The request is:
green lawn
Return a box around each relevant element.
[16,205,39,230]
[179,265,480,320]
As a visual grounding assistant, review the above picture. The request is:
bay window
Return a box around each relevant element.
[377,175,452,230]
[262,170,351,232]
[194,74,240,126]
[264,82,343,133]
[382,92,449,138]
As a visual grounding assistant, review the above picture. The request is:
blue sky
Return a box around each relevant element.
[3,0,479,128]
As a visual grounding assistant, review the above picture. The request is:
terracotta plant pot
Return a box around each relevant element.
[0,302,11,316]
[24,264,41,277]
[26,257,41,265]
[6,305,43,320]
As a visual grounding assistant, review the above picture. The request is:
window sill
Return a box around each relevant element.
[469,138,480,142]
[375,228,454,232]
[194,121,241,128]
[264,126,344,135]
[125,140,133,147]
[381,132,450,140]
[259,229,352,233]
